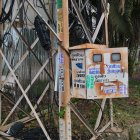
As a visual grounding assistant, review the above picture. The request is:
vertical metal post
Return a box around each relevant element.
[0,87,1,125]
[57,0,71,139]
[103,0,113,128]
[0,0,3,124]
[110,98,114,128]
[104,1,109,47]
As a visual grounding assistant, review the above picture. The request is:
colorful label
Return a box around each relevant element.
[57,0,62,9]
[59,53,64,64]
[119,84,127,94]
[89,67,100,74]
[107,64,121,74]
[103,86,117,94]
[86,75,94,89]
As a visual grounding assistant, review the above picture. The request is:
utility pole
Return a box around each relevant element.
[57,0,71,139]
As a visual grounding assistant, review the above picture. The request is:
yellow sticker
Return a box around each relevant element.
[58,10,63,33]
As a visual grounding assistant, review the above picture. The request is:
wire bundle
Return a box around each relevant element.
[69,0,97,46]
[0,0,15,24]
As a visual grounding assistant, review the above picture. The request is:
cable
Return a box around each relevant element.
[0,0,15,23]
[69,0,103,45]
[2,28,23,78]
[2,43,9,75]
[3,32,13,48]
[23,3,34,26]
[54,91,59,107]
[36,0,46,8]
[74,99,104,131]
[9,38,19,70]
[38,0,56,28]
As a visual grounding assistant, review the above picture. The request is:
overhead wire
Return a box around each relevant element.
[5,36,19,78]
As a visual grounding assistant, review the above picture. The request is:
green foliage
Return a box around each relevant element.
[113,79,140,128]
[109,0,140,75]
[129,128,136,140]
[58,107,66,118]
[28,80,48,100]
[129,80,140,99]
[129,127,139,140]
[128,56,136,77]
[109,0,139,42]
[109,0,132,37]
[124,0,134,35]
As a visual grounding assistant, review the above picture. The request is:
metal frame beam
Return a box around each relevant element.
[71,0,93,43]
[57,0,71,139]
[2,52,55,125]
[0,0,3,125]
[0,1,56,139]
[1,38,39,88]
[0,49,51,140]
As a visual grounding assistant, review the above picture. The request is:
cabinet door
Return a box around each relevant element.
[86,47,128,99]
[71,50,86,99]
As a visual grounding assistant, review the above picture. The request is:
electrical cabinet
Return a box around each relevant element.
[70,44,128,99]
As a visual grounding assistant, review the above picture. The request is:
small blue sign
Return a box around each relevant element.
[89,68,100,74]
[76,63,83,69]
[59,53,64,64]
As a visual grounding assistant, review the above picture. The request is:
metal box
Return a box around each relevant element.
[70,44,128,99]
